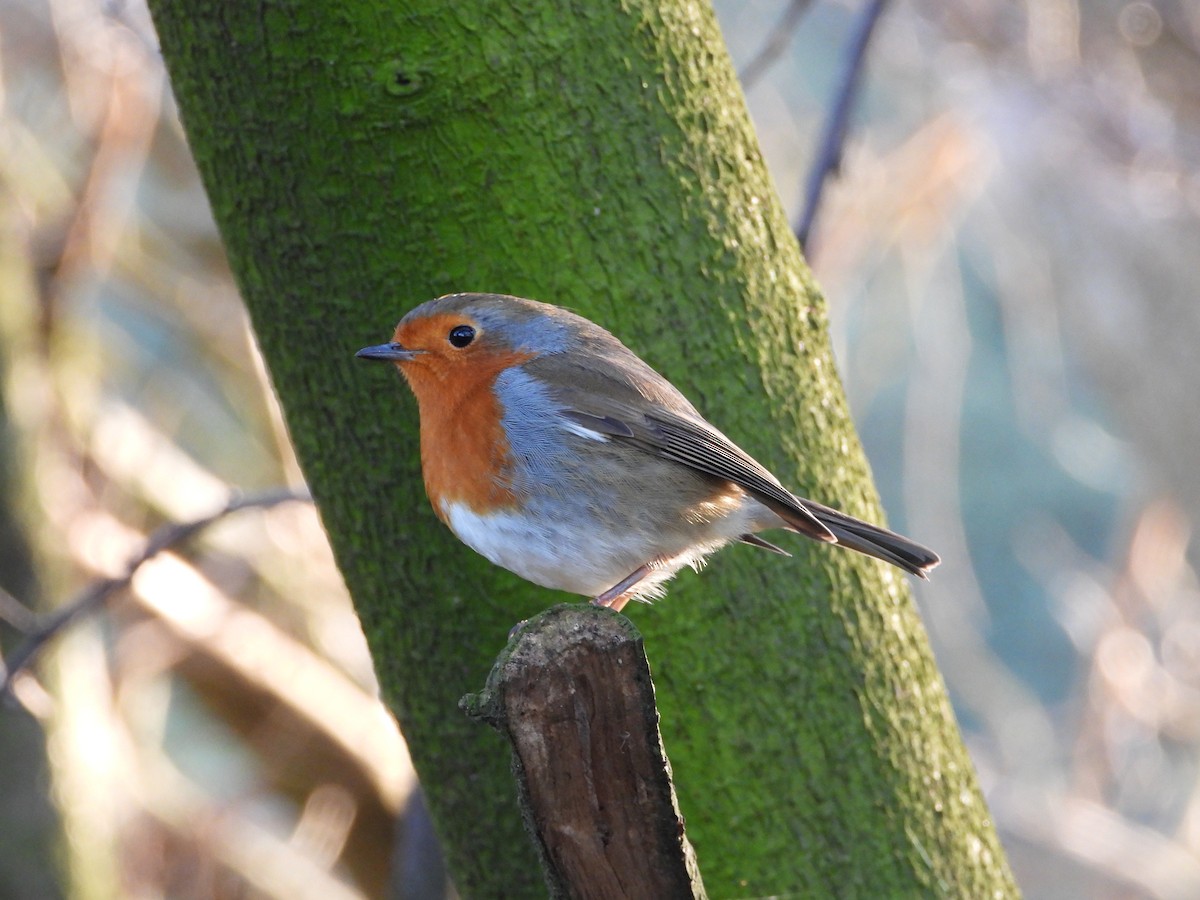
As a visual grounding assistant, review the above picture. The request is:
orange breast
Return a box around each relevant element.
[401,350,531,522]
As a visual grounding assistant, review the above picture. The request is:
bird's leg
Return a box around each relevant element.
[592,563,655,613]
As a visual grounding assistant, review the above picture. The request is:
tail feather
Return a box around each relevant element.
[802,501,940,578]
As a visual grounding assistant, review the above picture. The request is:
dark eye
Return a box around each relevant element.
[448,324,476,348]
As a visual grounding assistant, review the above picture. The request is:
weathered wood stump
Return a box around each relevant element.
[463,604,706,900]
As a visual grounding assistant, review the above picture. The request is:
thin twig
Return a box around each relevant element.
[0,584,38,633]
[1,487,312,698]
[795,0,890,252]
[739,0,817,89]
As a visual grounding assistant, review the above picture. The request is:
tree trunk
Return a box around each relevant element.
[146,0,1018,896]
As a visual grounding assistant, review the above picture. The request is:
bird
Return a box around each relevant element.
[356,293,939,612]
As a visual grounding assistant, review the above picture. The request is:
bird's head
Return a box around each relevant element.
[356,292,578,390]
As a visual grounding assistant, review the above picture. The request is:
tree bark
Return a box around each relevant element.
[146,0,1019,896]
[463,605,705,900]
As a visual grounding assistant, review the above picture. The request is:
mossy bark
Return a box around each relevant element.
[147,1,1018,896]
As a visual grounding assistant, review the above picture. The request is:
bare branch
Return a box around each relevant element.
[796,0,890,251]
[0,584,37,633]
[1,487,311,698]
[739,0,817,89]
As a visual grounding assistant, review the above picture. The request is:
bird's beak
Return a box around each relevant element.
[356,342,420,362]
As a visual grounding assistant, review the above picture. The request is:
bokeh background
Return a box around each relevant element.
[1,0,1198,897]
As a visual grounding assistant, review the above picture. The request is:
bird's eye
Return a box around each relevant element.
[448,324,476,348]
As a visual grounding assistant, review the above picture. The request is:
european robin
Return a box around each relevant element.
[357,293,938,612]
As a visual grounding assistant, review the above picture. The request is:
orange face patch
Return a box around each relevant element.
[389,312,532,519]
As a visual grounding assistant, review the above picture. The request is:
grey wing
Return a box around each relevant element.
[559,400,941,576]
[525,354,835,542]
[561,406,836,542]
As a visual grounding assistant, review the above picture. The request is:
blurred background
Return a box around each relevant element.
[1,0,1197,897]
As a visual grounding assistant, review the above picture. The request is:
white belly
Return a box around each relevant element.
[439,499,737,601]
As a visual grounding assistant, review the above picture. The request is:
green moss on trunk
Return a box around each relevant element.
[147,0,1018,896]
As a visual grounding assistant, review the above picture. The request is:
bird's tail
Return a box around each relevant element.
[804,500,940,578]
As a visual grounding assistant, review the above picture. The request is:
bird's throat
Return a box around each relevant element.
[402,352,532,522]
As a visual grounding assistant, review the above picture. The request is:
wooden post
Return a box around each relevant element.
[463,605,706,900]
